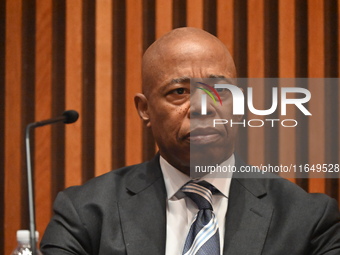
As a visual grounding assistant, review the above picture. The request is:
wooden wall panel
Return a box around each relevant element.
[278,0,295,84]
[173,0,186,28]
[4,0,23,253]
[278,0,296,183]
[0,0,5,251]
[65,0,83,187]
[324,0,339,199]
[82,0,96,183]
[95,0,113,176]
[217,0,234,56]
[112,0,126,169]
[51,0,66,200]
[1,1,339,254]
[156,0,173,38]
[308,0,326,193]
[295,0,309,191]
[125,0,143,165]
[233,0,248,159]
[187,0,203,28]
[35,0,53,239]
[247,0,265,166]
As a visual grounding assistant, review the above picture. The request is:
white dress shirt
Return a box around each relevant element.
[160,155,234,255]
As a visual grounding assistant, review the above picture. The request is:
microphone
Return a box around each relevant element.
[30,110,79,128]
[25,110,79,255]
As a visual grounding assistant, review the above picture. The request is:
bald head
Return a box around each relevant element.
[142,27,236,96]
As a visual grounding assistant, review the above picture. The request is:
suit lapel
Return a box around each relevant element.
[223,171,273,254]
[118,156,167,255]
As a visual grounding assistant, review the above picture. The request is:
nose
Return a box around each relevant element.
[189,88,216,118]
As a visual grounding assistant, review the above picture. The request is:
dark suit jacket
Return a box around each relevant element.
[41,155,340,255]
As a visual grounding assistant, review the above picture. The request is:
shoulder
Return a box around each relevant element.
[233,155,339,215]
[260,176,336,209]
[256,177,339,235]
[59,159,158,207]
[261,177,340,252]
[57,154,163,205]
[232,159,339,231]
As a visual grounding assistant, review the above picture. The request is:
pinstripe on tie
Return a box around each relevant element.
[181,181,220,255]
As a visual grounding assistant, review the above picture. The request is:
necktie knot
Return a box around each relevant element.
[181,181,214,210]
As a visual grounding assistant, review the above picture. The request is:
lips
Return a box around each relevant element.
[186,127,222,145]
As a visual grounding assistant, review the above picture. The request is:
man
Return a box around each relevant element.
[41,27,340,254]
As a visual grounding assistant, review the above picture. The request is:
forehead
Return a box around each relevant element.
[142,35,235,94]
[168,75,233,85]
[168,44,228,69]
[158,54,233,88]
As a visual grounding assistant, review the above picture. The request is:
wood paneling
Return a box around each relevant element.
[1,1,339,254]
[187,0,203,28]
[247,0,265,166]
[217,0,234,56]
[125,0,143,165]
[278,0,296,183]
[35,0,53,240]
[95,0,113,176]
[308,0,326,193]
[65,0,83,187]
[51,0,66,200]
[156,0,173,38]
[112,0,126,169]
[4,0,23,253]
[0,0,5,251]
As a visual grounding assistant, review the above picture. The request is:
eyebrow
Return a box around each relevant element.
[163,74,235,91]
[160,76,191,92]
[208,74,235,84]
[169,75,229,84]
[169,76,191,85]
[208,74,226,79]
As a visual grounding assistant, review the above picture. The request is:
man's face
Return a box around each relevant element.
[137,37,241,175]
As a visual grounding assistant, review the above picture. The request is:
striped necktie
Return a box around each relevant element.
[181,181,220,255]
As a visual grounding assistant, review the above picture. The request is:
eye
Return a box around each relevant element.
[165,87,190,105]
[215,87,231,99]
[216,87,230,93]
[174,88,186,94]
[168,87,189,95]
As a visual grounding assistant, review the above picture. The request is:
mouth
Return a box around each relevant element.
[185,127,222,145]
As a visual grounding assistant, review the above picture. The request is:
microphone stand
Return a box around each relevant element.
[25,112,76,255]
[25,123,38,255]
[25,116,65,255]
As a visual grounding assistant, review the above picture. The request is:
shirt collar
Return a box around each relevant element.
[160,155,234,200]
[160,156,190,200]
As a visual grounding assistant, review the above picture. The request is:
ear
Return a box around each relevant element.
[134,93,151,127]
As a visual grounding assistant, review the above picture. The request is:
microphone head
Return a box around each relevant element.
[63,110,79,124]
